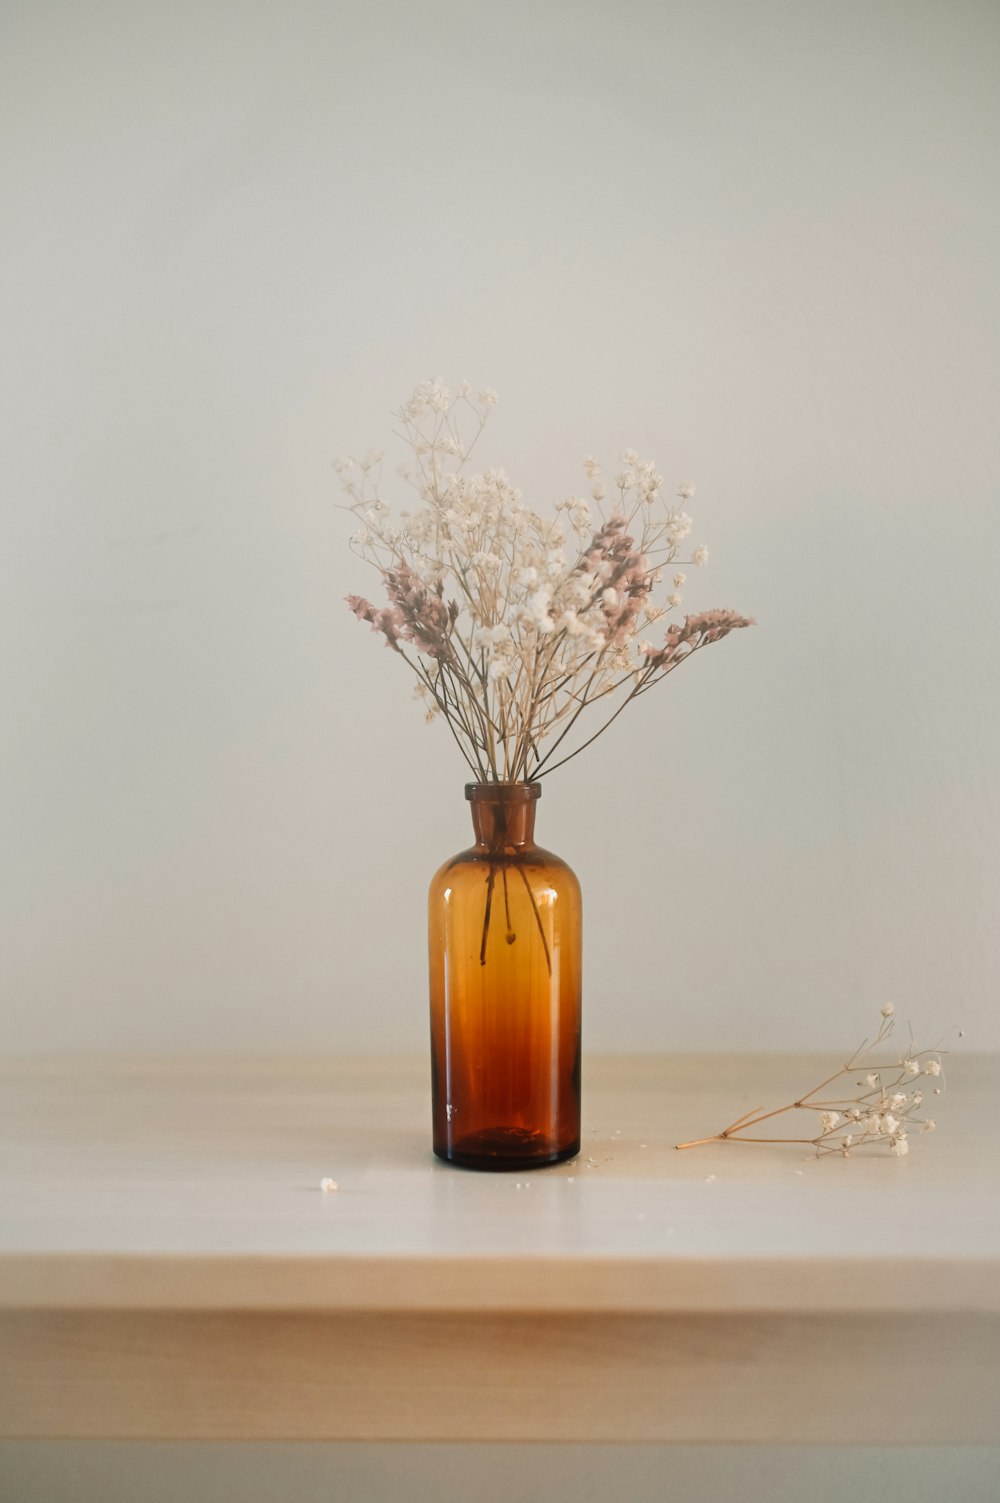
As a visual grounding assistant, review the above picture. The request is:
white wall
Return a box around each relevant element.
[2,0,998,1057]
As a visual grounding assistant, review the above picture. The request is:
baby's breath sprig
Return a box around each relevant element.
[340,379,754,783]
[676,1007,958,1158]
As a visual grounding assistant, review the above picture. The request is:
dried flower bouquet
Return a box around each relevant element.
[341,380,754,783]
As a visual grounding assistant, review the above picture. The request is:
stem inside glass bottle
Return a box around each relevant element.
[467,784,551,976]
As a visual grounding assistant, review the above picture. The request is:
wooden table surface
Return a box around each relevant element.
[2,1053,998,1443]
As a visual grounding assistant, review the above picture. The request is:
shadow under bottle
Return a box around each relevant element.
[428,782,582,1171]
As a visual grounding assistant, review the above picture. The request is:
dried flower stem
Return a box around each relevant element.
[676,1010,951,1158]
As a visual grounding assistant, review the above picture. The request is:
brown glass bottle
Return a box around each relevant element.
[428,782,582,1171]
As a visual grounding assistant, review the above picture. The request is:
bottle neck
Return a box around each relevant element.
[467,783,540,850]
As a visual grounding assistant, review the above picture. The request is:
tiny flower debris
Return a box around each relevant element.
[675,1010,957,1159]
[320,1178,339,1193]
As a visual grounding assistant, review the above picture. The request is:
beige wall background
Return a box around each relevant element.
[2,0,998,1060]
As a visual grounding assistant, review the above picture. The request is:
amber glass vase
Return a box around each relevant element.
[428,782,582,1171]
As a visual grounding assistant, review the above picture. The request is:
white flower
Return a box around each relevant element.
[621,448,639,465]
[843,1134,854,1148]
[320,1178,339,1192]
[479,387,498,406]
[820,1111,841,1132]
[673,572,687,587]
[881,1003,895,1017]
[904,1059,920,1076]
[924,1059,942,1076]
[922,1120,936,1133]
[677,482,695,499]
[890,1093,907,1110]
[667,593,683,608]
[692,545,709,566]
[474,624,511,650]
[847,1107,861,1121]
[560,610,588,637]
[912,1090,923,1106]
[591,482,607,502]
[862,1114,883,1135]
[562,576,592,609]
[890,1134,909,1157]
[526,588,555,632]
[865,1072,880,1087]
[569,502,592,535]
[882,1113,899,1136]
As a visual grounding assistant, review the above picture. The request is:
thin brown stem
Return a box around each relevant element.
[532,671,653,778]
[515,863,552,976]
[501,863,515,943]
[479,862,496,966]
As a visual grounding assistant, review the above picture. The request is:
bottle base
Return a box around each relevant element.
[434,1125,581,1172]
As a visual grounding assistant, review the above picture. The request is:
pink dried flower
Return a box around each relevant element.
[345,594,404,651]
[641,609,756,671]
[574,518,656,647]
[382,562,453,659]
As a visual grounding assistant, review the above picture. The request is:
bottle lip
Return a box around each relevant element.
[465,781,541,802]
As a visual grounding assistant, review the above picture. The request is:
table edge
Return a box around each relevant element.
[2,1250,999,1314]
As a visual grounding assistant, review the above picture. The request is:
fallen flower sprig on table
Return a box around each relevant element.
[676,1007,957,1158]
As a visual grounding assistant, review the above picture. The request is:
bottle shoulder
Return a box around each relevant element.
[429,845,580,895]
